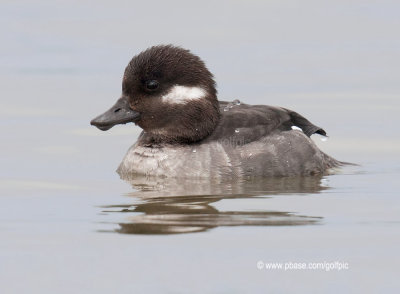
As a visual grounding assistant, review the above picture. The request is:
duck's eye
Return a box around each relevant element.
[145,80,159,90]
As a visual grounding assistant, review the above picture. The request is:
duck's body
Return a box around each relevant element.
[117,101,339,179]
[91,45,342,179]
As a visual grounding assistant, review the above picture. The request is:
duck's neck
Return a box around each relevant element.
[139,97,220,146]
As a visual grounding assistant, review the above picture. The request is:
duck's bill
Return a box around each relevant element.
[90,96,140,131]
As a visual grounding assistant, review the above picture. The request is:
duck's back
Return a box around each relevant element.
[117,101,340,179]
[203,101,339,177]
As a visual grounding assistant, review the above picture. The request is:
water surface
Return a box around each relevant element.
[1,1,399,293]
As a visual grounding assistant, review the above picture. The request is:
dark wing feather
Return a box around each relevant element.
[281,108,326,137]
[206,101,326,143]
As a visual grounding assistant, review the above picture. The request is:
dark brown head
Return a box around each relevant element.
[90,45,220,144]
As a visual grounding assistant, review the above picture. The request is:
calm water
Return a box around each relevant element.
[1,1,400,293]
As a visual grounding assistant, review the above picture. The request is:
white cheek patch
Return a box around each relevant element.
[162,85,206,104]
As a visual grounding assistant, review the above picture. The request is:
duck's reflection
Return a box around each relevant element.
[102,176,328,234]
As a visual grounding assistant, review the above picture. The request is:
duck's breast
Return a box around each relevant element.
[117,141,243,179]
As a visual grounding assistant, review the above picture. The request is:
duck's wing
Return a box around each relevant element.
[207,101,326,142]
[281,107,326,137]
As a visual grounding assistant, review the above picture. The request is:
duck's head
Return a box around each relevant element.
[90,45,220,143]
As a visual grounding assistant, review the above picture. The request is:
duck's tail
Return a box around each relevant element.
[322,152,358,169]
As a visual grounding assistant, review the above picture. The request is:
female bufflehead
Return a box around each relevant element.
[91,45,341,179]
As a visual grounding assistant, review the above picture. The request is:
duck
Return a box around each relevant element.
[90,45,342,179]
